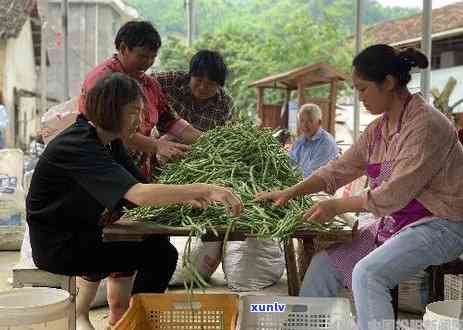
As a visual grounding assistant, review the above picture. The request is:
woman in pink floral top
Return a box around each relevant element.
[257,44,463,330]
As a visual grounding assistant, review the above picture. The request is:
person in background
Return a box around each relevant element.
[154,50,233,132]
[78,21,202,179]
[287,91,299,133]
[28,73,243,330]
[288,103,339,177]
[256,44,463,330]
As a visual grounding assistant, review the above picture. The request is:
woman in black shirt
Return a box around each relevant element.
[26,73,243,329]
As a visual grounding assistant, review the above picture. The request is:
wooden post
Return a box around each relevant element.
[284,239,300,296]
[61,0,69,101]
[40,0,49,117]
[287,236,317,296]
[281,89,291,129]
[329,79,337,135]
[13,87,19,147]
[300,237,316,282]
[256,87,264,127]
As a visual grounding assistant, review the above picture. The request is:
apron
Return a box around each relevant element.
[327,95,433,289]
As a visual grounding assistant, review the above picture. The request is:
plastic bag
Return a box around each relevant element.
[222,238,285,291]
[0,149,25,250]
[169,237,222,286]
[0,105,8,129]
[41,98,78,144]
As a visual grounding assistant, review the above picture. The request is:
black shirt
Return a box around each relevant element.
[26,115,144,272]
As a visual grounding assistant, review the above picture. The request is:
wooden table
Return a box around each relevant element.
[103,218,356,296]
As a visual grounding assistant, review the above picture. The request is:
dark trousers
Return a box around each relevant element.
[33,232,178,294]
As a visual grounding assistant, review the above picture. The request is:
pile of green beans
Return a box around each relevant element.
[127,122,349,240]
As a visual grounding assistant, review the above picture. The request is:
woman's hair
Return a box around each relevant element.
[85,72,142,133]
[115,20,161,52]
[353,44,429,88]
[189,50,229,86]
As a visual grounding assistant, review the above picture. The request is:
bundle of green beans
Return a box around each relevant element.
[126,122,349,292]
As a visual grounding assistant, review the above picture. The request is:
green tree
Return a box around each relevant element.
[126,0,420,37]
[126,0,185,35]
[157,3,352,117]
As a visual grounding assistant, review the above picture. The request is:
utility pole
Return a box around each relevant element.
[95,2,99,65]
[40,0,49,117]
[62,0,69,101]
[421,0,432,102]
[192,0,197,40]
[353,0,363,141]
[186,0,194,47]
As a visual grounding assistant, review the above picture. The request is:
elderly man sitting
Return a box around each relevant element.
[289,103,339,177]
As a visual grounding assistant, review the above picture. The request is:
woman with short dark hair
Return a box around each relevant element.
[257,44,463,329]
[155,49,233,132]
[114,20,162,52]
[79,21,202,179]
[189,49,229,87]
[28,73,243,329]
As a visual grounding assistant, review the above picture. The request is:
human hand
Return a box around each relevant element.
[303,199,340,223]
[99,209,123,226]
[254,189,293,207]
[154,139,191,161]
[186,184,243,217]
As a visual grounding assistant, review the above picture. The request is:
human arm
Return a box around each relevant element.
[254,174,327,206]
[67,139,241,218]
[174,124,202,144]
[124,183,243,217]
[302,195,365,223]
[125,132,190,160]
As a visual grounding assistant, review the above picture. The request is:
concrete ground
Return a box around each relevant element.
[0,251,422,329]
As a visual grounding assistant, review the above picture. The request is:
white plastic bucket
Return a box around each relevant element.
[423,300,463,330]
[0,287,72,329]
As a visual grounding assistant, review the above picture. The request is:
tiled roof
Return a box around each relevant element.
[365,1,463,45]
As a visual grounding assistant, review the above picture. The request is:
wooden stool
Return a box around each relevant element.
[12,264,76,330]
